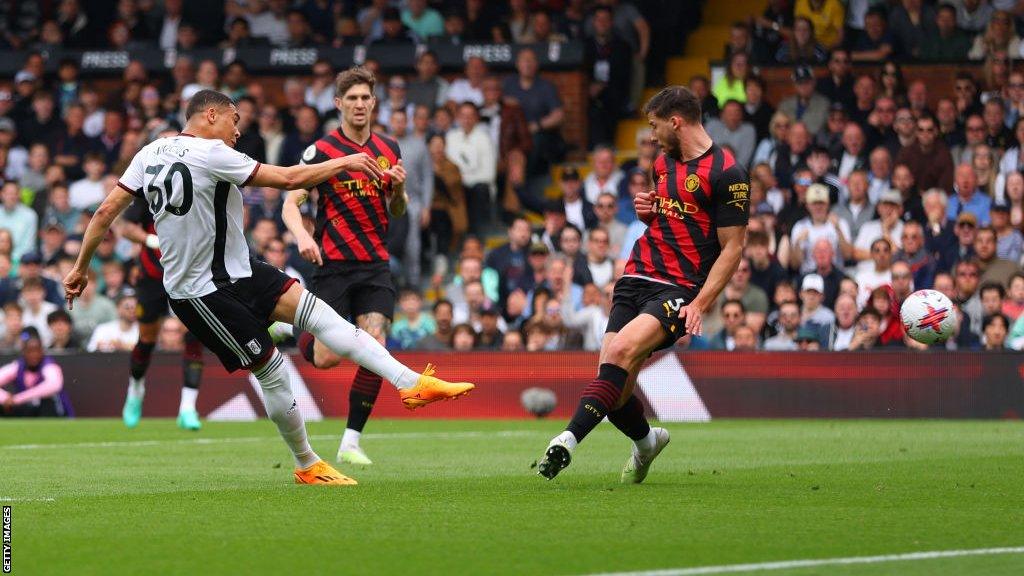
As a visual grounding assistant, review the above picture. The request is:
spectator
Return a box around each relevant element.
[753,112,790,173]
[407,51,449,112]
[980,281,1005,319]
[795,0,844,49]
[795,326,822,350]
[895,220,937,289]
[0,181,36,260]
[558,224,593,286]
[558,281,608,352]
[401,0,442,40]
[414,299,454,350]
[303,59,335,116]
[46,309,80,352]
[486,216,532,308]
[898,114,954,193]
[594,192,627,254]
[278,105,321,166]
[982,98,1011,149]
[919,3,972,61]
[856,238,895,305]
[806,239,848,309]
[998,118,1024,178]
[502,48,565,177]
[448,57,488,108]
[972,144,999,199]
[713,52,749,108]
[732,325,759,350]
[889,0,937,59]
[834,124,868,183]
[717,257,770,335]
[969,10,1019,60]
[816,102,847,154]
[378,75,415,128]
[476,305,504,350]
[450,323,477,352]
[390,289,436,350]
[954,258,984,336]
[851,189,905,273]
[585,6,633,149]
[948,163,993,226]
[585,227,615,290]
[744,76,775,143]
[689,75,720,122]
[892,107,917,153]
[764,300,800,350]
[1004,171,1024,227]
[258,104,284,166]
[891,260,915,304]
[746,229,789,302]
[446,102,496,236]
[790,184,850,274]
[87,291,139,352]
[850,7,894,62]
[66,269,114,341]
[983,312,1010,350]
[389,109,432,289]
[975,226,1018,286]
[19,276,55,346]
[799,272,835,332]
[583,146,624,204]
[954,113,987,165]
[780,67,830,136]
[554,169,593,232]
[68,152,107,211]
[501,330,525,351]
[834,170,874,240]
[709,299,746,350]
[847,308,882,350]
[525,10,567,44]
[706,100,757,167]
[427,133,467,256]
[0,328,70,418]
[775,16,827,64]
[828,293,859,350]
[956,0,994,34]
[990,201,1022,262]
[1004,272,1024,320]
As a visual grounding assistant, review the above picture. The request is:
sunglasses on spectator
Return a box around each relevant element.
[957,221,976,228]
[872,246,891,253]
[596,202,616,209]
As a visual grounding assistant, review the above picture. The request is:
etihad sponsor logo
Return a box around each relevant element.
[656,196,699,220]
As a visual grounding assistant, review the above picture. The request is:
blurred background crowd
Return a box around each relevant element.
[0,0,1021,355]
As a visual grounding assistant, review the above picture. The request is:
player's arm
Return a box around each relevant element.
[690,225,746,316]
[64,186,136,308]
[283,188,321,266]
[249,152,385,190]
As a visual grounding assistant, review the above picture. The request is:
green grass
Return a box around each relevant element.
[2,419,1023,575]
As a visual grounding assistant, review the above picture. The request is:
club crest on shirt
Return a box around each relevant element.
[302,144,317,162]
[377,156,391,170]
[684,174,700,192]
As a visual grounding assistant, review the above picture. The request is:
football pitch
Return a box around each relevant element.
[2,419,1023,575]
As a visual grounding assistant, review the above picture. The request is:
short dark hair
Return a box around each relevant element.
[858,308,882,323]
[47,309,72,326]
[335,66,376,99]
[185,89,234,120]
[433,299,453,314]
[722,298,746,314]
[975,225,997,241]
[983,313,1010,331]
[980,281,1006,299]
[643,86,702,124]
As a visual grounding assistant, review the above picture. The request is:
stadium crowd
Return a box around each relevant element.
[0,0,1020,354]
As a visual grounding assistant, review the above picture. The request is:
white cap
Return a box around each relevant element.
[180,84,202,101]
[801,273,825,293]
[806,183,830,204]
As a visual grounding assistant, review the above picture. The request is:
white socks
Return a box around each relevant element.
[252,350,319,469]
[293,290,418,389]
[341,428,361,450]
[554,431,578,451]
[179,387,198,413]
[127,376,145,401]
[635,429,657,455]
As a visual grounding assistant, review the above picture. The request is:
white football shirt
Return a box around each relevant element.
[117,134,260,299]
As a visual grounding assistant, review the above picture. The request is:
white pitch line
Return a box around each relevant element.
[582,546,1024,576]
[0,497,55,502]
[0,430,538,451]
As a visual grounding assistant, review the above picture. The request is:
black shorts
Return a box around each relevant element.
[312,261,395,321]
[606,276,695,352]
[170,259,297,372]
[135,275,170,324]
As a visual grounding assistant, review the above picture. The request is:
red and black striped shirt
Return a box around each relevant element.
[123,198,163,280]
[302,129,401,264]
[624,145,749,293]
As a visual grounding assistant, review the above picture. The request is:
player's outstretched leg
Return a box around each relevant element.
[537,363,628,479]
[608,395,670,484]
[337,367,381,466]
[252,349,356,486]
[291,290,474,409]
[176,333,204,431]
[123,339,156,428]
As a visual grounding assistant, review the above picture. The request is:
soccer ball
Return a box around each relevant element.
[520,387,557,418]
[901,289,956,345]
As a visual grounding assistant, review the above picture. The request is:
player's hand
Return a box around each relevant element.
[340,152,386,180]
[63,268,88,310]
[634,190,656,219]
[297,232,323,266]
[677,302,704,336]
[385,159,406,187]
